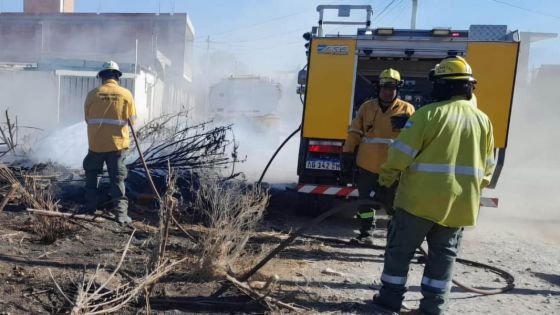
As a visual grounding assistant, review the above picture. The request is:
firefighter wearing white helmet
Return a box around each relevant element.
[97,60,123,78]
[372,56,495,314]
[82,60,137,225]
[341,68,415,245]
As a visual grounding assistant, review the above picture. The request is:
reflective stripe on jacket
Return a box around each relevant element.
[343,98,415,174]
[379,97,495,227]
[84,79,137,153]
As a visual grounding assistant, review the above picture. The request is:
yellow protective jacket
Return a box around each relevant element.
[343,98,415,174]
[84,79,137,153]
[379,97,495,227]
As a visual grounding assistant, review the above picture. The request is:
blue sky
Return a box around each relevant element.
[1,0,559,74]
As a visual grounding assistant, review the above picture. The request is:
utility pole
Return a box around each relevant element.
[206,36,210,56]
[206,36,210,70]
[411,0,418,29]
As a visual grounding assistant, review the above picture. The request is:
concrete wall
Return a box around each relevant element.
[0,71,58,131]
[0,13,194,131]
[24,0,74,14]
[0,13,193,79]
[0,68,160,131]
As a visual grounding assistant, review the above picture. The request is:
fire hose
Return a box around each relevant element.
[269,210,516,295]
[127,120,161,201]
[212,200,514,297]
[229,121,516,297]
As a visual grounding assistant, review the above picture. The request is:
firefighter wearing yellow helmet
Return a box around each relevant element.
[82,61,137,225]
[341,68,415,245]
[372,56,495,314]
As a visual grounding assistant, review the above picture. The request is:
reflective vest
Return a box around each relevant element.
[343,98,415,174]
[379,97,495,227]
[84,79,137,153]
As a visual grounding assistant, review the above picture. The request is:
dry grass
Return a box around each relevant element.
[0,164,77,243]
[49,231,189,315]
[190,177,270,277]
[23,171,79,244]
[29,214,78,244]
[49,169,189,314]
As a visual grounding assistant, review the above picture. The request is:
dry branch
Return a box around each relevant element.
[0,184,17,211]
[211,202,370,297]
[225,274,308,312]
[49,230,190,315]
[0,109,17,157]
[0,164,42,209]
[27,209,105,222]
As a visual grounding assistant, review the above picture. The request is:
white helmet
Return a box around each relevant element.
[98,60,122,77]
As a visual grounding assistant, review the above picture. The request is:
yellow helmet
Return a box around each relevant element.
[379,68,403,87]
[430,56,476,82]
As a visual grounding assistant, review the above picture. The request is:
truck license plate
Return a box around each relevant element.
[305,160,340,171]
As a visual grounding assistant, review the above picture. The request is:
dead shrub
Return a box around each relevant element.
[29,215,78,244]
[22,170,78,243]
[190,177,269,277]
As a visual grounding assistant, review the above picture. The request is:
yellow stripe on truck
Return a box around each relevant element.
[466,42,520,149]
[303,38,357,140]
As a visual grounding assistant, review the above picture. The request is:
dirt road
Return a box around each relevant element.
[258,200,560,314]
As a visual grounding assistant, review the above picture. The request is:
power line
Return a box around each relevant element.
[374,0,398,20]
[208,26,308,45]
[387,0,410,25]
[197,0,382,46]
[195,0,345,39]
[196,1,393,50]
[489,0,560,20]
[193,40,302,52]
[200,11,305,38]
[377,0,405,24]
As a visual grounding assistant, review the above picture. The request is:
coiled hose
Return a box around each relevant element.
[290,226,515,295]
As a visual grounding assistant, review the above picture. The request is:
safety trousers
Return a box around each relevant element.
[376,208,464,315]
[83,150,128,215]
[356,168,397,236]
[356,168,379,236]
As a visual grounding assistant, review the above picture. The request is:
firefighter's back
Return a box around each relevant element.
[395,97,493,226]
[85,79,135,152]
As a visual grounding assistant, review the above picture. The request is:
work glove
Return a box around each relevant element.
[339,152,355,184]
[373,182,398,214]
[390,115,410,131]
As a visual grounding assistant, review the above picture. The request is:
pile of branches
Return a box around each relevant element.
[126,112,242,178]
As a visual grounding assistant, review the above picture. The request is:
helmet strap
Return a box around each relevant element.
[431,81,474,102]
[99,70,120,82]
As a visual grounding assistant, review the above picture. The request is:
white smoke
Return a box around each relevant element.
[28,122,88,168]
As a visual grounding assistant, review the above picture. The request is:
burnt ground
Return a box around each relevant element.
[0,186,558,314]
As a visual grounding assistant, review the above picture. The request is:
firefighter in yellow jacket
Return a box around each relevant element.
[372,57,495,314]
[341,69,415,244]
[83,61,137,225]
